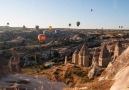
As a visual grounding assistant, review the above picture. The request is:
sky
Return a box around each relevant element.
[0,0,129,29]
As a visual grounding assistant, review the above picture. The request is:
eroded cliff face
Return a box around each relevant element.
[99,47,129,90]
[100,47,129,80]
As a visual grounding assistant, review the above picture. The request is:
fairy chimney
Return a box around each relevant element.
[64,56,68,64]
[78,43,89,66]
[92,48,99,65]
[98,44,110,67]
[112,41,122,62]
[72,49,79,64]
[8,53,21,74]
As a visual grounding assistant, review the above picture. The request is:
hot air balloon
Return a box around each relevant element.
[91,9,93,12]
[76,21,80,27]
[69,23,71,27]
[38,34,46,42]
[35,25,39,30]
[23,25,26,29]
[49,26,52,31]
[7,22,9,26]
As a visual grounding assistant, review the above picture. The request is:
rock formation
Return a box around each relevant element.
[88,59,102,79]
[8,53,21,74]
[64,56,68,64]
[100,47,129,80]
[112,41,122,62]
[72,49,79,64]
[88,48,102,79]
[92,48,99,64]
[99,47,129,90]
[72,43,89,67]
[98,44,110,67]
[0,74,68,90]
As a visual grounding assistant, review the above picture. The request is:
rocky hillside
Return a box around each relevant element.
[0,74,68,90]
[35,64,93,87]
[100,47,129,90]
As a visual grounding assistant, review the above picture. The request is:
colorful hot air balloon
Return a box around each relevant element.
[49,26,52,31]
[76,21,80,27]
[38,34,46,42]
[35,25,39,30]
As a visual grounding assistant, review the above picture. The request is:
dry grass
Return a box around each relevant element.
[63,79,114,90]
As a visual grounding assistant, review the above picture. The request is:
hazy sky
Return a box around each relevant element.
[0,0,129,29]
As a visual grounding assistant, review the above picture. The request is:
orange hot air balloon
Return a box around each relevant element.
[38,34,46,42]
[49,26,52,31]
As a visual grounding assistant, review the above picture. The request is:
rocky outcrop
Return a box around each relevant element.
[98,44,110,67]
[0,74,68,90]
[99,47,129,90]
[100,47,129,80]
[88,60,102,79]
[110,66,129,90]
[88,48,102,79]
[8,53,21,74]
[92,48,99,64]
[72,49,79,64]
[64,56,68,64]
[72,43,89,66]
[112,41,122,62]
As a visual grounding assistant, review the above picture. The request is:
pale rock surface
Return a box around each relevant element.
[100,47,129,80]
[99,47,129,90]
[110,66,129,90]
[0,74,68,90]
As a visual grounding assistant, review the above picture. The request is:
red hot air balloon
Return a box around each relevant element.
[38,34,46,42]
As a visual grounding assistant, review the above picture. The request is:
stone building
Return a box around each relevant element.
[72,43,89,67]
[8,53,21,74]
[98,44,110,67]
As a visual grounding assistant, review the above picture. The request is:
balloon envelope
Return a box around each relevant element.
[69,23,71,27]
[38,34,46,42]
[35,25,39,30]
[49,26,52,30]
[76,21,80,27]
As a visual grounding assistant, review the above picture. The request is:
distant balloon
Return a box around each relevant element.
[119,26,121,28]
[49,26,52,30]
[76,21,80,27]
[69,23,71,27]
[91,9,93,12]
[38,34,46,42]
[7,22,9,26]
[23,25,26,29]
[35,25,39,30]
